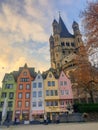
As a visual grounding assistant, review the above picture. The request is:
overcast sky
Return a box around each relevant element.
[0,0,94,86]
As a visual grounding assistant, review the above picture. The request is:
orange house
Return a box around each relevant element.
[14,64,35,121]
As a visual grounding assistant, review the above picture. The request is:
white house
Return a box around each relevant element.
[31,72,44,121]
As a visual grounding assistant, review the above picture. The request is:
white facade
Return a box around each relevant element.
[31,72,44,116]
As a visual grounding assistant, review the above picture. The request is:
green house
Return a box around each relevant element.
[0,71,18,122]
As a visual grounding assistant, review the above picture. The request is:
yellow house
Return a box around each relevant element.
[43,68,60,122]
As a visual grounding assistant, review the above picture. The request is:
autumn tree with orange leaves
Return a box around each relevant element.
[69,1,98,103]
[69,46,98,103]
[81,1,98,50]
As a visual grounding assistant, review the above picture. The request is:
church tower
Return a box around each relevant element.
[49,15,86,73]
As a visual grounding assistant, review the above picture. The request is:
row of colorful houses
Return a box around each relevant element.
[0,64,73,122]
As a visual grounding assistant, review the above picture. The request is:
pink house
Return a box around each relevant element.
[58,71,73,112]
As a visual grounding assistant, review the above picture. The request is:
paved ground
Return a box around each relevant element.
[0,122,98,130]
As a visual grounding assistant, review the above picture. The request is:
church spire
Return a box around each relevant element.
[59,16,74,38]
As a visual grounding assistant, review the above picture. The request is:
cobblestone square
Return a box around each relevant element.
[0,123,98,130]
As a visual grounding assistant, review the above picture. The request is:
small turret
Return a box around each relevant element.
[52,19,59,35]
[72,21,81,36]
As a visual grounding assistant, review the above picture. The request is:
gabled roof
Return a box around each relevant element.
[42,68,59,79]
[18,64,36,78]
[59,16,74,38]
[12,71,19,81]
[2,71,18,82]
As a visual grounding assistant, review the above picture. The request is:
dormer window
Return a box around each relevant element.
[23,72,27,76]
[49,74,52,78]
[38,76,40,79]
[62,74,64,77]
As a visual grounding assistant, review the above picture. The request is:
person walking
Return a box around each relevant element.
[44,114,48,125]
[14,116,17,125]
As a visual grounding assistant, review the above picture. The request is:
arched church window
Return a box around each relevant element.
[61,42,65,46]
[71,42,75,47]
[66,42,70,46]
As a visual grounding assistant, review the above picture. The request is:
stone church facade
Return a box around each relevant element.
[49,16,84,74]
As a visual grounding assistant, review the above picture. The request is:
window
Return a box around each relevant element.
[33,91,36,97]
[33,83,36,88]
[71,42,75,47]
[61,42,65,46]
[38,75,40,79]
[54,101,58,106]
[62,50,65,54]
[19,84,23,90]
[26,93,30,99]
[66,42,70,46]
[5,84,13,89]
[20,78,29,82]
[46,90,49,96]
[38,91,42,97]
[25,101,29,107]
[51,90,53,96]
[23,72,27,76]
[55,90,58,96]
[48,81,51,86]
[1,93,7,98]
[46,101,58,106]
[65,90,69,95]
[60,81,63,86]
[0,102,4,107]
[18,93,22,99]
[49,74,52,78]
[60,101,64,105]
[46,102,49,106]
[64,81,67,85]
[8,101,13,107]
[38,82,42,88]
[62,74,64,77]
[38,101,42,107]
[8,76,12,80]
[18,101,22,107]
[32,102,36,107]
[52,81,55,86]
[9,92,14,99]
[26,84,30,90]
[61,90,64,95]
